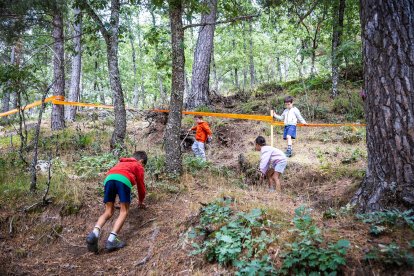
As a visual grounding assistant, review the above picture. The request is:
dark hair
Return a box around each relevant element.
[255,136,266,146]
[284,96,294,103]
[133,151,148,166]
[194,115,203,119]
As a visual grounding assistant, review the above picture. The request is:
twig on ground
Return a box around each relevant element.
[23,202,43,212]
[9,216,14,235]
[135,226,160,266]
[138,218,157,229]
[52,228,86,248]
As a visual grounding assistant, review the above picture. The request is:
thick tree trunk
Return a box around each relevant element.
[351,0,414,212]
[211,48,218,92]
[187,0,218,109]
[331,0,345,98]
[65,7,82,122]
[51,11,65,131]
[165,0,185,175]
[106,18,126,148]
[248,20,255,89]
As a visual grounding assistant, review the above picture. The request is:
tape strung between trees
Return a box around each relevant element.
[0,95,366,145]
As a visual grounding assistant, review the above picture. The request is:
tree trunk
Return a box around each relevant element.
[248,20,255,89]
[65,7,82,122]
[331,0,346,98]
[351,0,414,212]
[187,0,218,109]
[84,0,126,149]
[165,0,185,175]
[211,48,218,92]
[130,34,139,108]
[137,17,145,109]
[1,46,15,113]
[51,11,65,131]
[106,3,126,149]
[276,56,282,82]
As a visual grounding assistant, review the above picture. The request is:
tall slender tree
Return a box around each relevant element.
[83,0,126,149]
[65,7,82,121]
[187,0,218,109]
[165,0,185,175]
[51,6,66,130]
[351,0,414,212]
[331,0,345,98]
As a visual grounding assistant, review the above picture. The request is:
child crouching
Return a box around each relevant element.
[255,136,287,192]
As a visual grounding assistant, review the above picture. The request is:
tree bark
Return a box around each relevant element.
[351,0,414,212]
[1,46,15,113]
[276,56,282,82]
[51,10,66,131]
[165,0,185,175]
[65,7,82,122]
[84,0,126,149]
[130,33,139,108]
[187,0,218,109]
[331,0,345,98]
[248,20,255,89]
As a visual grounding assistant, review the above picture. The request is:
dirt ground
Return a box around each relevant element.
[1,114,412,275]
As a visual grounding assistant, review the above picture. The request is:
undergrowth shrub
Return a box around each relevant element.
[190,198,276,272]
[74,153,118,179]
[279,206,350,275]
[356,209,414,236]
[332,92,364,121]
[183,155,210,174]
[364,243,414,267]
[145,155,165,181]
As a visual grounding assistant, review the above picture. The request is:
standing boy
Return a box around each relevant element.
[86,151,147,253]
[272,96,307,157]
[255,136,287,192]
[188,115,212,161]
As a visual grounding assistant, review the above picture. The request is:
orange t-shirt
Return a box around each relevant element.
[191,121,212,143]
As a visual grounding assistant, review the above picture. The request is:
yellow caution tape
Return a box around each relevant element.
[0,96,366,127]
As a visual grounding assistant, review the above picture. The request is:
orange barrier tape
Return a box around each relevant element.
[0,96,366,127]
[0,96,62,118]
[51,100,115,110]
[152,109,273,122]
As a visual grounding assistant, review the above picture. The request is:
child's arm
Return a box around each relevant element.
[259,151,272,174]
[201,123,212,137]
[273,109,285,121]
[134,166,146,205]
[294,108,307,124]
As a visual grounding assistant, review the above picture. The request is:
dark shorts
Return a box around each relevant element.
[283,125,297,140]
[103,180,131,204]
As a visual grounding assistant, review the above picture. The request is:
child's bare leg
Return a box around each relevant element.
[96,202,115,228]
[287,135,292,147]
[272,172,281,192]
[111,203,130,234]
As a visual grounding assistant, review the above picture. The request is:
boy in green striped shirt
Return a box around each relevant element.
[86,151,147,253]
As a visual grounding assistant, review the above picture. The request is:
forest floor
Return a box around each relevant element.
[1,89,414,275]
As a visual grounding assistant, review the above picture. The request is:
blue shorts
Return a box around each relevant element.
[103,180,131,204]
[283,125,297,140]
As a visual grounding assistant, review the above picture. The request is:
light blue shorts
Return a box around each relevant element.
[273,160,287,174]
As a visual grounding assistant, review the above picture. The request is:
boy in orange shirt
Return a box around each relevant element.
[188,115,212,161]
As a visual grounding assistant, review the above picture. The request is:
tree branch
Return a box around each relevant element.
[182,14,260,30]
[82,1,109,39]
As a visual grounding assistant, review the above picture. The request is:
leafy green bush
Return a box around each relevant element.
[190,199,275,272]
[194,105,213,112]
[356,209,414,236]
[74,153,118,179]
[364,243,414,267]
[183,155,210,174]
[332,92,364,121]
[279,206,350,275]
[145,155,165,180]
[240,100,264,114]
